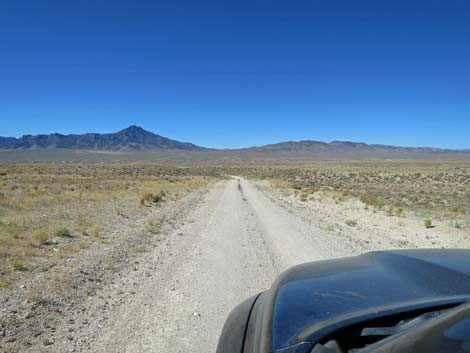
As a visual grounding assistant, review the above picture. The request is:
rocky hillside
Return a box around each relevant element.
[0,126,203,151]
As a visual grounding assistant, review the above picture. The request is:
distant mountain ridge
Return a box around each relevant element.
[0,126,203,151]
[235,139,466,159]
[0,126,468,159]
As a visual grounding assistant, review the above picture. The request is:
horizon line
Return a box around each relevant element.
[1,125,469,151]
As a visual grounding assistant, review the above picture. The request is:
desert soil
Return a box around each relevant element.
[2,177,469,353]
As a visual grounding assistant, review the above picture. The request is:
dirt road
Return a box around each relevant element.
[4,173,468,353]
[3,173,468,353]
[62,177,350,353]
[4,177,358,353]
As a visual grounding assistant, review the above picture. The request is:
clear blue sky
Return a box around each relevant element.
[1,0,469,149]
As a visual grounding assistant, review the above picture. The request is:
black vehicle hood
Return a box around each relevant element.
[267,249,470,351]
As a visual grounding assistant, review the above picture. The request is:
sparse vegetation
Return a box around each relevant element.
[12,261,26,271]
[1,161,470,289]
[140,190,166,205]
[299,186,317,202]
[1,159,470,350]
[233,161,470,226]
[147,219,160,234]
[0,164,219,286]
[32,231,49,246]
[359,195,385,210]
[92,224,100,238]
[55,227,71,237]
[135,246,146,253]
[396,208,405,217]
[424,219,433,228]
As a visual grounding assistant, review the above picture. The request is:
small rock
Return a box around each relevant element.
[24,311,35,319]
[43,338,54,346]
[192,311,201,317]
[45,238,59,246]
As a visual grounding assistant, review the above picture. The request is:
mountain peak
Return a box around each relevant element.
[0,126,203,151]
[123,125,145,132]
[119,125,148,135]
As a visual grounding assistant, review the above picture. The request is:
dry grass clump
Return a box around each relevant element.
[396,208,405,217]
[140,190,166,205]
[359,195,385,210]
[424,219,433,228]
[345,219,358,227]
[298,186,318,202]
[54,227,71,237]
[0,164,219,286]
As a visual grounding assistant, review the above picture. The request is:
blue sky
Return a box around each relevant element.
[1,0,469,148]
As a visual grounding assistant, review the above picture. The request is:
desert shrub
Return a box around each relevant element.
[359,195,385,210]
[291,183,302,190]
[140,191,166,205]
[152,191,165,203]
[345,219,358,227]
[140,193,153,205]
[78,242,90,249]
[147,219,160,234]
[396,208,405,217]
[61,244,76,256]
[305,186,318,194]
[25,288,48,304]
[55,227,71,237]
[12,261,26,271]
[92,224,100,238]
[32,231,49,246]
[424,219,433,228]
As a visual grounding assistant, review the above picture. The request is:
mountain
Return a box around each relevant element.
[0,126,203,151]
[235,140,467,158]
[0,126,469,160]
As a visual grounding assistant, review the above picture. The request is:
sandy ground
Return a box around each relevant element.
[2,177,469,353]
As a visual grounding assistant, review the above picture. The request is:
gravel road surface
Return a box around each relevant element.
[80,177,351,353]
